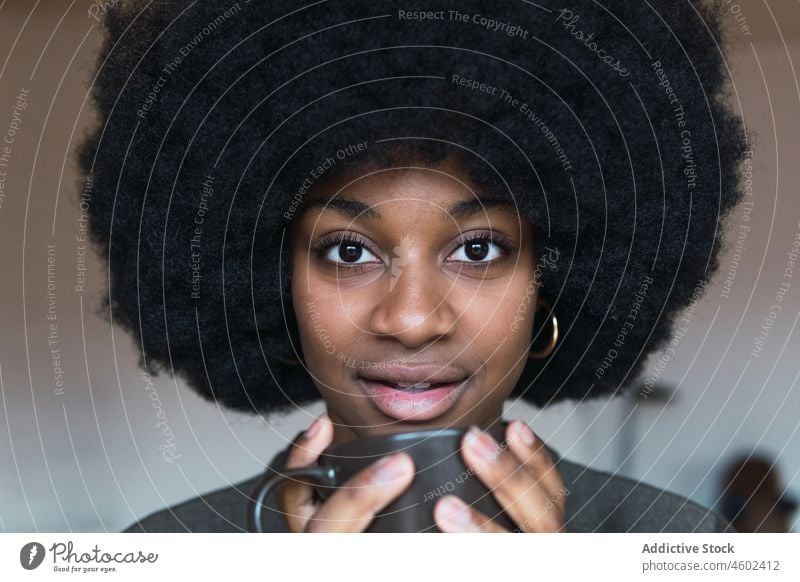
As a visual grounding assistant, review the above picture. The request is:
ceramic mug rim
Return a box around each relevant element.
[319,421,510,462]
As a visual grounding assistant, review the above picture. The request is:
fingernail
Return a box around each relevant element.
[513,420,536,447]
[438,496,474,530]
[372,453,408,483]
[465,425,500,463]
[304,414,325,439]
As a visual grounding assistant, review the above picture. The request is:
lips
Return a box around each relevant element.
[359,366,467,386]
[387,382,439,393]
[358,370,471,421]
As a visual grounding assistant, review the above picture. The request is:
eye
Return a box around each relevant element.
[447,234,507,263]
[313,233,382,266]
[325,240,379,264]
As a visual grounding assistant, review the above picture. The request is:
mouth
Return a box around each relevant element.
[357,374,472,422]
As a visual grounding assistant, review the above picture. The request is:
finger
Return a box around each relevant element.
[304,452,415,532]
[460,424,566,532]
[279,413,333,531]
[284,413,333,468]
[505,420,565,501]
[433,495,508,533]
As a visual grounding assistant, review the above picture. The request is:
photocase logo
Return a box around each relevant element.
[389,234,412,291]
[19,542,45,570]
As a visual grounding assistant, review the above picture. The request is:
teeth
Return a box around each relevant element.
[396,382,432,390]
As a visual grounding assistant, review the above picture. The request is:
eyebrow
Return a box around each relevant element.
[302,196,518,220]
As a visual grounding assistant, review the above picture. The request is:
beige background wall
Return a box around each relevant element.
[0,1,798,531]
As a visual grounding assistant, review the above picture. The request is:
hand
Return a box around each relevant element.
[433,420,568,532]
[277,413,416,532]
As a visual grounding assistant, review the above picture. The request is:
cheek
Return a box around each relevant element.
[464,277,537,347]
[294,301,337,361]
[292,260,334,361]
[484,279,538,388]
[510,278,538,338]
[291,264,364,369]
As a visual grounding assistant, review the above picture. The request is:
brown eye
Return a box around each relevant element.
[338,242,362,262]
[465,240,490,261]
[316,234,381,266]
[448,236,504,263]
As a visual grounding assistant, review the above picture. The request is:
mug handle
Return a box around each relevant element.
[248,465,337,532]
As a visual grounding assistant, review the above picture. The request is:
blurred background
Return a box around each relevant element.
[0,0,798,532]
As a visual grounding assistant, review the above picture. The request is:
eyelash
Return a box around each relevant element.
[310,231,514,273]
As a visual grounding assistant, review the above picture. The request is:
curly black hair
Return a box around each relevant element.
[76,0,748,416]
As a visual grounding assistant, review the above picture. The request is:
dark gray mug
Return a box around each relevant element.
[250,422,517,532]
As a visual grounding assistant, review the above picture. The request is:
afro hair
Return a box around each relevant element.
[76,0,749,415]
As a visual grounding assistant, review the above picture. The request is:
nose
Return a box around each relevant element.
[367,256,458,348]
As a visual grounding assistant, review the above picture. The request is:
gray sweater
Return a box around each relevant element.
[124,433,734,533]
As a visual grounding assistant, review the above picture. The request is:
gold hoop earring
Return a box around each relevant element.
[528,298,559,359]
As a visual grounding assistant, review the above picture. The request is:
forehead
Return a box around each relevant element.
[301,165,521,221]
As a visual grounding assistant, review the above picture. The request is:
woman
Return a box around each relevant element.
[78,0,747,532]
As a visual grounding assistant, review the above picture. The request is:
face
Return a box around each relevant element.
[290,157,538,445]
